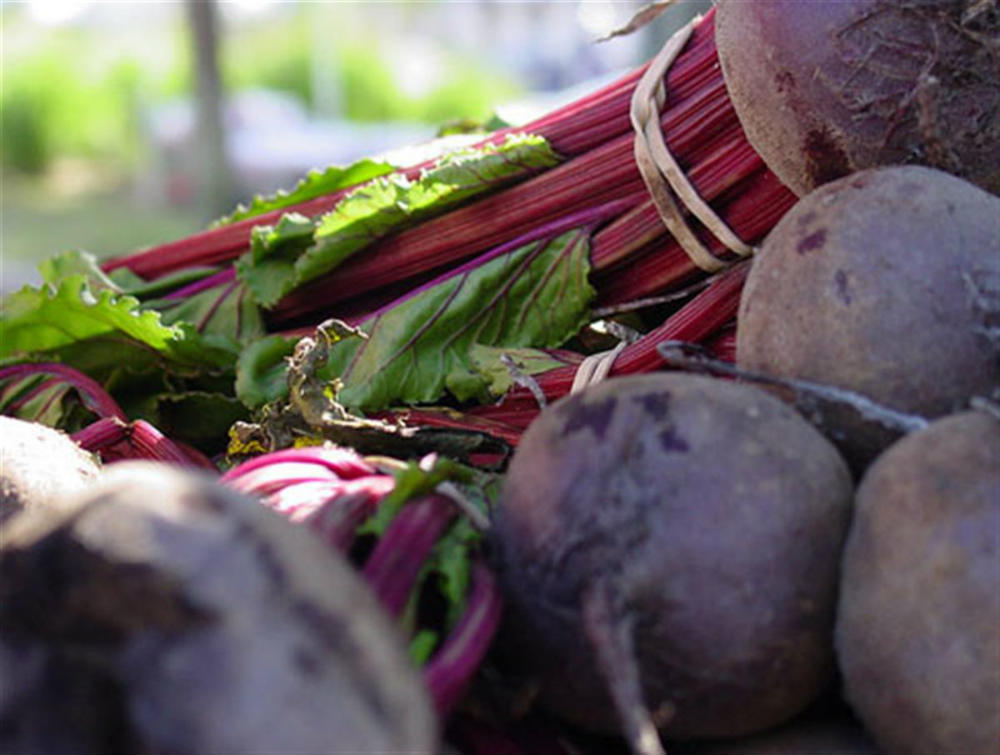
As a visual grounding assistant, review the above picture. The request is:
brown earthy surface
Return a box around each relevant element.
[737,166,1000,471]
[716,0,1000,196]
[836,411,1000,755]
[0,462,438,754]
[494,373,854,741]
[0,416,101,527]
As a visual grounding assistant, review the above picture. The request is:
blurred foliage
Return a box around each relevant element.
[334,42,522,124]
[2,173,206,265]
[225,10,522,124]
[2,3,526,276]
[2,5,523,177]
[1,40,147,174]
[224,12,315,107]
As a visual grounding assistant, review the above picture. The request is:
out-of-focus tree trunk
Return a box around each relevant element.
[186,0,233,218]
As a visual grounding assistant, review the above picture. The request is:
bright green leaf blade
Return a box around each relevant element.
[249,213,318,263]
[38,249,224,303]
[2,277,178,356]
[235,214,318,308]
[238,133,561,308]
[235,333,297,408]
[317,227,594,412]
[468,344,578,396]
[38,250,122,292]
[213,158,395,227]
[409,629,440,666]
[148,281,265,347]
[0,276,236,377]
[298,133,561,284]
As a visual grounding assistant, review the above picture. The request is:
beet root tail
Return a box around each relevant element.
[582,580,668,755]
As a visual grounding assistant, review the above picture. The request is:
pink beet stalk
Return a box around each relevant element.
[72,416,129,450]
[224,461,356,497]
[222,446,395,550]
[72,416,215,469]
[221,445,375,485]
[0,363,126,421]
[423,562,504,716]
[361,494,457,617]
[292,477,396,552]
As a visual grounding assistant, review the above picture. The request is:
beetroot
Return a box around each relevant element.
[492,374,853,754]
[672,701,878,755]
[736,165,1000,470]
[715,0,1000,196]
[0,416,100,527]
[835,410,1000,755]
[0,462,437,754]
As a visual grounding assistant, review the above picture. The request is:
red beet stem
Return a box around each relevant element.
[423,562,504,716]
[361,494,456,617]
[220,445,375,484]
[295,477,395,552]
[0,362,127,421]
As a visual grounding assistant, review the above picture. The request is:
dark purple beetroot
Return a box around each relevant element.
[715,0,1000,197]
[671,700,878,755]
[736,165,1000,471]
[835,410,1000,755]
[0,462,437,755]
[492,373,854,754]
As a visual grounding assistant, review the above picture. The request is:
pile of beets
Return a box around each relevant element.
[2,1,997,754]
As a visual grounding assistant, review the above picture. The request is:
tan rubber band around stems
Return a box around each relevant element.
[571,18,754,395]
[630,17,756,272]
[570,340,629,395]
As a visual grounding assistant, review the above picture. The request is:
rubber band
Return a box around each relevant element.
[570,341,629,395]
[630,17,756,272]
[571,18,755,395]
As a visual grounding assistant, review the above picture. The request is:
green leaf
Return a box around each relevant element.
[409,629,440,666]
[303,133,559,284]
[355,456,497,641]
[316,227,594,412]
[235,333,297,409]
[38,250,222,303]
[238,133,562,308]
[110,266,222,300]
[0,276,236,379]
[145,390,250,453]
[148,281,265,346]
[3,277,177,357]
[235,213,319,307]
[249,213,318,264]
[213,158,395,227]
[359,455,468,537]
[430,516,479,627]
[426,468,498,628]
[38,250,122,292]
[468,344,577,396]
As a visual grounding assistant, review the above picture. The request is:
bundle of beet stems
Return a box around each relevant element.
[40,8,798,454]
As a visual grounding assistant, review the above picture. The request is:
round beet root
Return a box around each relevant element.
[715,0,1000,196]
[835,410,1000,755]
[0,462,437,755]
[0,416,100,527]
[492,374,854,753]
[736,165,1000,471]
[672,701,878,755]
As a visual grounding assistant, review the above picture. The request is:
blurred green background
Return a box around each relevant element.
[2,0,706,291]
